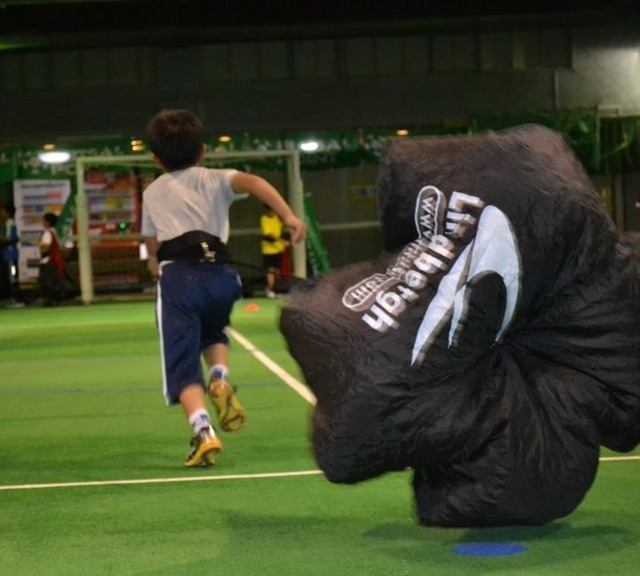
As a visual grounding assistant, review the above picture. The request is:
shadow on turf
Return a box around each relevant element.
[364,519,634,566]
[117,512,636,575]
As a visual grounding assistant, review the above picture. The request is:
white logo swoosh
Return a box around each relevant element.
[411,206,521,365]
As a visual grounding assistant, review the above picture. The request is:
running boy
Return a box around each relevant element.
[141,109,306,467]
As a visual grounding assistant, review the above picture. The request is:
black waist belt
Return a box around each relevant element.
[157,231,230,264]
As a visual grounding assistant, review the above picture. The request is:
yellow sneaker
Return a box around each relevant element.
[184,426,222,467]
[209,379,246,432]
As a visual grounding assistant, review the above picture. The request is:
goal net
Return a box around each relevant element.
[72,149,306,304]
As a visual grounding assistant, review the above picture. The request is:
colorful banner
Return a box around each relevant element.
[0,108,604,185]
[12,180,71,282]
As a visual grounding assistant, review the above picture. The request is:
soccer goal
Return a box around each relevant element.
[73,149,306,304]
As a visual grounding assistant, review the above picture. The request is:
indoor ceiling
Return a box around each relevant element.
[0,0,638,53]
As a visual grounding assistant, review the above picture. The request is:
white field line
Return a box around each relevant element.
[600,455,640,462]
[1,327,320,493]
[1,325,638,493]
[2,457,637,493]
[0,470,323,492]
[227,326,317,405]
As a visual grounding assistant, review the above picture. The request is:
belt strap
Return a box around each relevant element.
[157,231,230,264]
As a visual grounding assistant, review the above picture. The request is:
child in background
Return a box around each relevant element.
[141,109,306,467]
[38,212,66,307]
[0,203,25,308]
[260,203,289,298]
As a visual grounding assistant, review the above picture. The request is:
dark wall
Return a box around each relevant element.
[1,12,639,143]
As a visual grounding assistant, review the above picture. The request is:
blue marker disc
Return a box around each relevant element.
[453,542,527,557]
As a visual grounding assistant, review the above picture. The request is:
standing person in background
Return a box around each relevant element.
[260,203,289,299]
[142,109,306,468]
[0,203,8,302]
[38,212,66,307]
[0,203,25,308]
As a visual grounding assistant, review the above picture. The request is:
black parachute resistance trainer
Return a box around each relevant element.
[279,124,640,528]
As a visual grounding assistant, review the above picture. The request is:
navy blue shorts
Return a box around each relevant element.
[156,261,243,405]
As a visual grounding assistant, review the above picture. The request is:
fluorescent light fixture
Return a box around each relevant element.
[38,150,71,164]
[299,140,320,152]
[130,139,145,152]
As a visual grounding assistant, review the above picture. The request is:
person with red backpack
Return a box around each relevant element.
[38,212,66,307]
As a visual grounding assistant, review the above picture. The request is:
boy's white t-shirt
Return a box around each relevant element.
[141,166,246,243]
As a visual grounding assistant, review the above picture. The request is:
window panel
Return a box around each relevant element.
[540,29,571,68]
[293,39,336,79]
[203,44,230,83]
[231,42,258,80]
[53,51,79,88]
[110,47,137,85]
[0,54,21,89]
[138,47,155,85]
[404,36,429,74]
[260,41,289,79]
[345,37,374,76]
[480,32,512,71]
[81,49,109,86]
[375,37,403,75]
[23,52,49,89]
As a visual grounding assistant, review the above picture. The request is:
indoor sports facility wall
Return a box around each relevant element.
[68,152,383,303]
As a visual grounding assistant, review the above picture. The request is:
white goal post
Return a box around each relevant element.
[74,149,306,304]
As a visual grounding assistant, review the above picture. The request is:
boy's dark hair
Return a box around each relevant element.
[43,212,58,227]
[146,109,204,171]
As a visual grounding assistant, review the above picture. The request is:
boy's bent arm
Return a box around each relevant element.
[231,172,307,244]
[143,235,159,279]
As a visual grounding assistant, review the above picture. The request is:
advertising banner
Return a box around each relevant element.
[12,180,71,282]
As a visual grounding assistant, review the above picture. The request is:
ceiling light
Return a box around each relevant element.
[299,140,320,152]
[38,150,71,164]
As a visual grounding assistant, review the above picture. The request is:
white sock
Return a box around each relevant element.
[188,409,213,434]
[210,364,229,381]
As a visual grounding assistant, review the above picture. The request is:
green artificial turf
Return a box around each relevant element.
[0,299,638,576]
